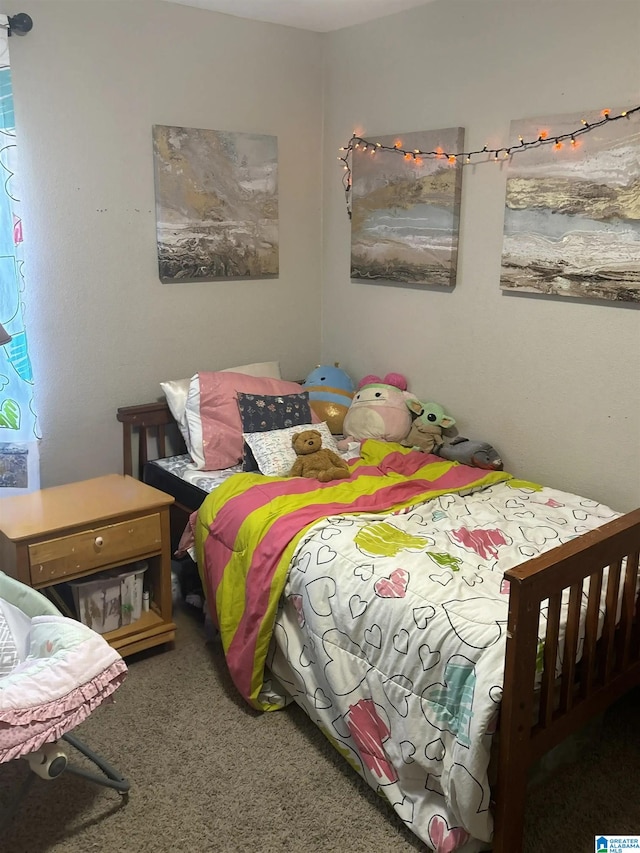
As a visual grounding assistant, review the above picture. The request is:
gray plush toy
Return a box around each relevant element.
[437,436,503,471]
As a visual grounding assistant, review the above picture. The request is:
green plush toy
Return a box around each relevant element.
[401,402,456,454]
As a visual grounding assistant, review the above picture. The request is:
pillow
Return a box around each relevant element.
[243,422,340,478]
[160,361,281,447]
[185,372,319,470]
[237,391,313,472]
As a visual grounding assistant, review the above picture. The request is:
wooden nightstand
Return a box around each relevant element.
[0,474,176,657]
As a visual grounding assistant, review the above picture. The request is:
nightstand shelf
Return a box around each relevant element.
[0,474,176,657]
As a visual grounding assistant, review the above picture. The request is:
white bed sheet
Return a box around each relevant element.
[151,453,243,493]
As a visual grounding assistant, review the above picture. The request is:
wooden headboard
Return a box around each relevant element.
[117,401,193,551]
[116,400,185,480]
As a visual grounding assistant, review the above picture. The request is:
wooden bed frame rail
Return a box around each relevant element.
[493,509,640,852]
[116,401,640,852]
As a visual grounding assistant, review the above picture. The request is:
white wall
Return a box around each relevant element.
[322,1,640,511]
[4,0,323,487]
[4,0,639,513]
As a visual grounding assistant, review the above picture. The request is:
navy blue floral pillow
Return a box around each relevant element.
[237,391,313,472]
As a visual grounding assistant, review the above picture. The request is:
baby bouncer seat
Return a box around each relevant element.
[0,570,129,828]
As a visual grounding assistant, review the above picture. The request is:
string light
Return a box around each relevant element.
[338,103,640,217]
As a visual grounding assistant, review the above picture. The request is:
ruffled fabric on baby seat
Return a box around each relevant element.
[0,571,127,763]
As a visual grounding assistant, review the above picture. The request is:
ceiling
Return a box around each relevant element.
[161,0,437,32]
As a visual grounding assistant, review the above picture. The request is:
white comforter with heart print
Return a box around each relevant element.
[266,481,619,853]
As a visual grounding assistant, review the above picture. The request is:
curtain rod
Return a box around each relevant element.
[7,13,33,36]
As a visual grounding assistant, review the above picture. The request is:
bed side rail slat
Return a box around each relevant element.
[558,582,583,713]
[580,568,604,699]
[600,557,623,683]
[631,551,640,660]
[539,591,561,727]
[619,550,640,670]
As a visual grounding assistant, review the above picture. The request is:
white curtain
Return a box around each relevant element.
[0,16,39,494]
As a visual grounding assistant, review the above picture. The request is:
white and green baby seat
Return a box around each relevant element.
[0,570,129,828]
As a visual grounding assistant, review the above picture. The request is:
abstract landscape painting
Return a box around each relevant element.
[152,126,278,281]
[500,107,640,303]
[350,128,464,287]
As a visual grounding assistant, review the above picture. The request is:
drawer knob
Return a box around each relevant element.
[94,536,104,547]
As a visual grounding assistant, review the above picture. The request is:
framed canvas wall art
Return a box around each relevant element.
[350,127,465,288]
[152,125,279,282]
[500,106,640,303]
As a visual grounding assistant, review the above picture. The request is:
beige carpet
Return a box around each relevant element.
[2,605,639,853]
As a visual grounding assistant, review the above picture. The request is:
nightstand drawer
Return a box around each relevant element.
[28,513,162,585]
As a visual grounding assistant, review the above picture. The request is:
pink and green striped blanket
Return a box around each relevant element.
[194,440,510,710]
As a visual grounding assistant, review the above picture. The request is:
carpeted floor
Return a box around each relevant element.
[2,604,639,853]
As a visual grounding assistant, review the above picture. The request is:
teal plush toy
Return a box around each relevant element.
[302,364,355,435]
[401,402,456,454]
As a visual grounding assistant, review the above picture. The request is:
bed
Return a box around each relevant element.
[117,374,640,853]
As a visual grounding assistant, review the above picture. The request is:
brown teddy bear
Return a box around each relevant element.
[290,429,351,483]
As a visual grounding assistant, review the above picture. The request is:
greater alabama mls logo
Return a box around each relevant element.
[597,838,640,851]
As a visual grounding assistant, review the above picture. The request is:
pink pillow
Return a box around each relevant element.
[184,371,319,470]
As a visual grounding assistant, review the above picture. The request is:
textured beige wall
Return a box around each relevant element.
[321,1,640,511]
[5,0,323,486]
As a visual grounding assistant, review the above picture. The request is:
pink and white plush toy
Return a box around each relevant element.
[342,373,422,444]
